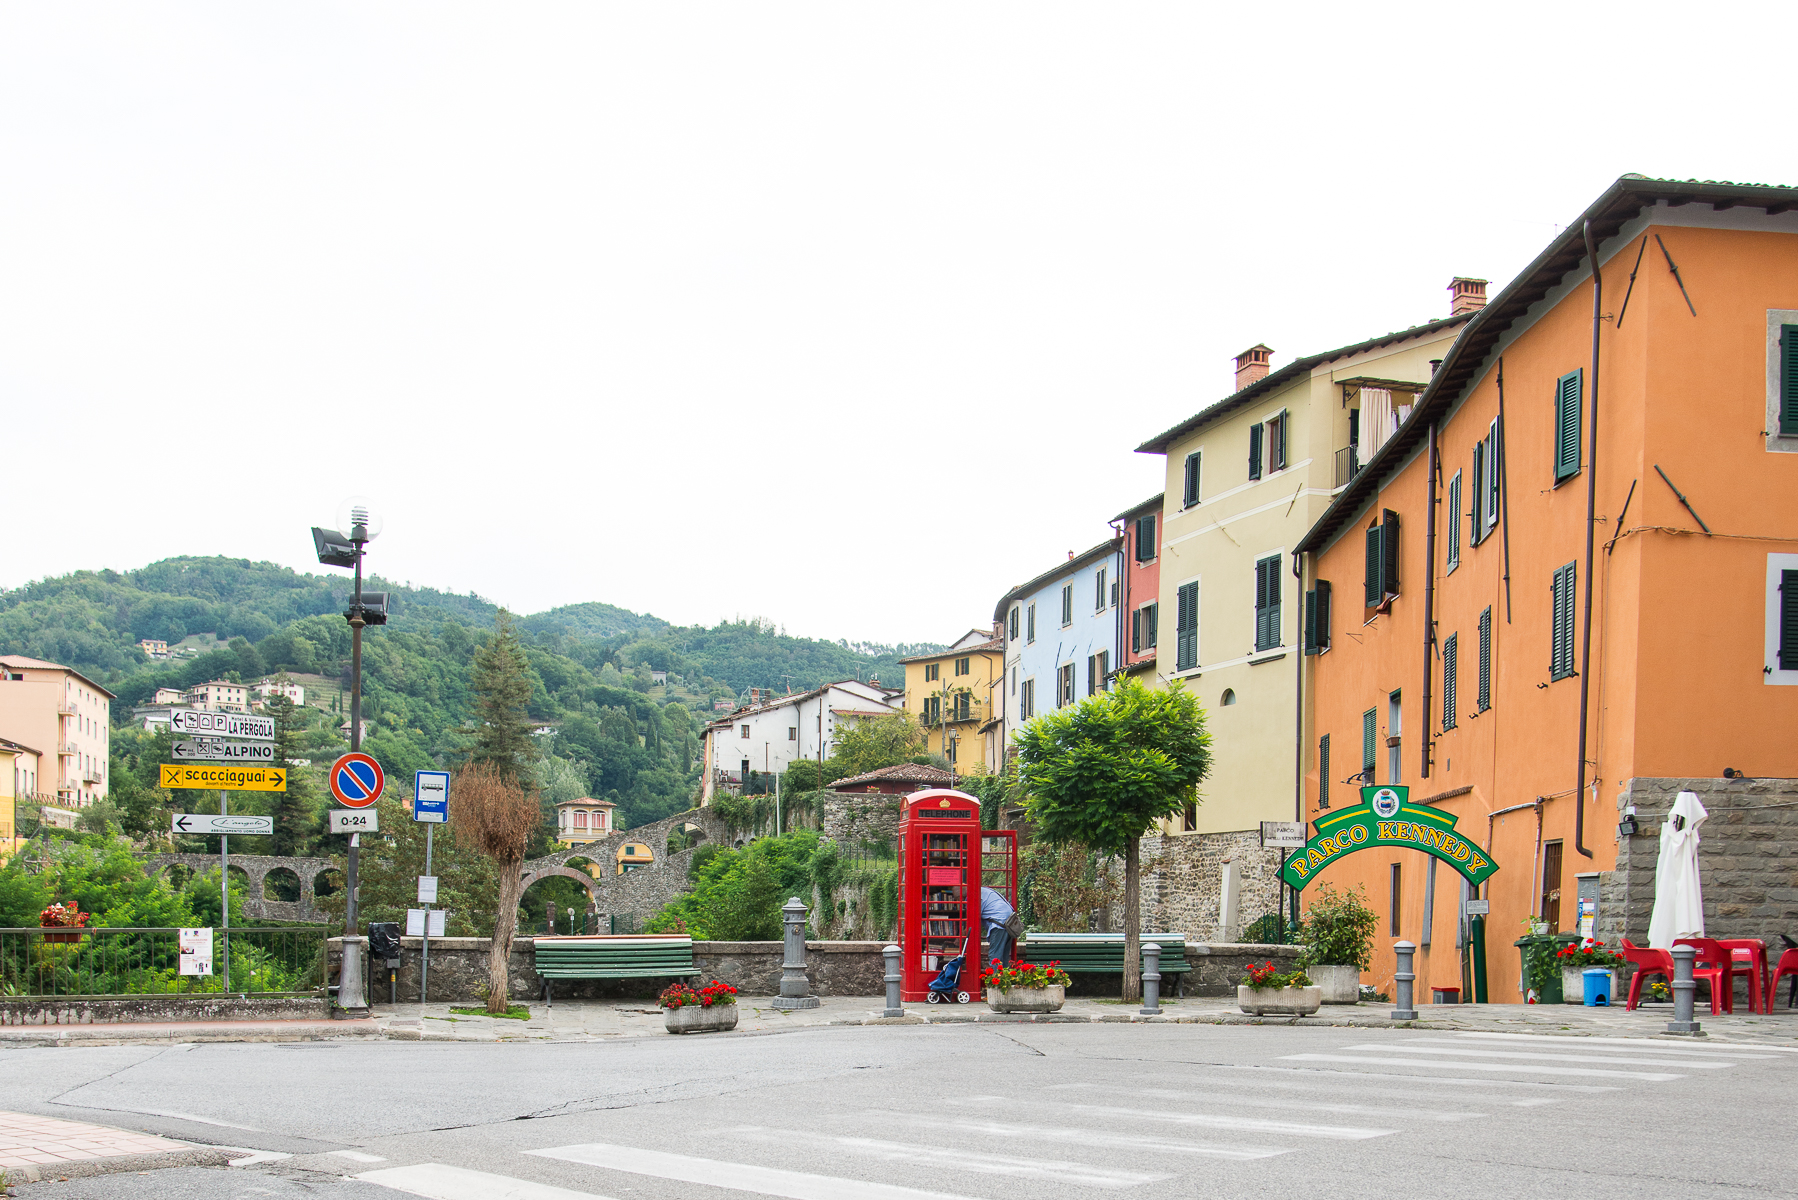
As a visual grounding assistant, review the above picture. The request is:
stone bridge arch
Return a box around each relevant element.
[143,853,336,923]
[518,806,728,925]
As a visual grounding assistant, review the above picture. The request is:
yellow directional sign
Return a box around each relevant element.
[160,764,287,792]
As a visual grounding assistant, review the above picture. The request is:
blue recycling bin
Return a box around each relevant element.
[1582,967,1612,1007]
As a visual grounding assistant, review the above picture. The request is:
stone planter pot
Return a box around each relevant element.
[1564,967,1615,1005]
[985,985,1065,1014]
[1237,985,1323,1016]
[663,1003,739,1034]
[1309,964,1361,1004]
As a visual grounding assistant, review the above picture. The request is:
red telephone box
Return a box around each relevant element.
[896,789,1016,1002]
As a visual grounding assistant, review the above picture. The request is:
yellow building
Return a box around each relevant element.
[554,796,617,847]
[899,629,1004,772]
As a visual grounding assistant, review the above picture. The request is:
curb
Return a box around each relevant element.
[4,1148,232,1188]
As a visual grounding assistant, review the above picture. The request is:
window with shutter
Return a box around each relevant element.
[1780,570,1798,671]
[1783,326,1798,436]
[1183,452,1202,507]
[1381,510,1401,599]
[1009,607,1019,640]
[1441,633,1458,730]
[1248,423,1263,481]
[1254,554,1281,652]
[1131,608,1141,653]
[1470,441,1487,544]
[1362,708,1377,775]
[1446,470,1462,573]
[1147,601,1159,647]
[1136,514,1157,562]
[1550,562,1577,680]
[1058,663,1074,706]
[1486,419,1502,527]
[1095,568,1106,613]
[1027,604,1036,643]
[1061,584,1072,626]
[1267,412,1287,472]
[1365,523,1384,607]
[1175,582,1199,671]
[1312,580,1331,653]
[1555,370,1582,482]
[1477,606,1492,711]
[1304,588,1317,654]
[1318,734,1331,809]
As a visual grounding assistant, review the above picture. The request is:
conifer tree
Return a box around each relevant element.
[470,610,538,790]
[266,690,321,857]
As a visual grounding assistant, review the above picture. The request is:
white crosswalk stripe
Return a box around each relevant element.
[1048,1080,1488,1122]
[528,1142,981,1200]
[358,1163,619,1200]
[1280,1052,1684,1081]
[947,1093,1396,1139]
[1336,1041,1737,1069]
[722,1125,1176,1189]
[866,1110,1293,1161]
[1450,1031,1786,1056]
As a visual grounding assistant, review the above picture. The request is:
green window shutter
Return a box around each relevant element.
[1316,580,1331,652]
[1381,510,1401,598]
[1304,588,1318,654]
[1477,606,1492,711]
[1780,570,1798,671]
[1362,708,1377,773]
[1551,562,1577,680]
[1441,633,1458,730]
[1183,452,1201,506]
[1470,441,1486,543]
[1255,555,1281,652]
[1365,523,1384,607]
[1131,608,1141,653]
[1446,471,1461,571]
[1783,327,1798,436]
[1176,582,1199,671]
[1487,421,1503,526]
[1248,423,1263,481]
[1318,733,1331,810]
[1555,370,1583,482]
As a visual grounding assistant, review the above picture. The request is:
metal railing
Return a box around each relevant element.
[1334,446,1362,488]
[0,927,326,998]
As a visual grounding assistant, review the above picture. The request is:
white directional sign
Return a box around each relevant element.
[171,813,274,835]
[330,808,379,834]
[172,738,276,763]
[1260,820,1309,849]
[169,710,275,740]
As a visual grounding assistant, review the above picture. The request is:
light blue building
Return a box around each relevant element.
[992,536,1124,761]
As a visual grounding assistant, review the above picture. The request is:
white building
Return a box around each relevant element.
[253,679,305,707]
[151,688,186,705]
[186,680,249,712]
[698,679,903,803]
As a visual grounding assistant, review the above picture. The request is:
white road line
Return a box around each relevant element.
[88,1107,262,1131]
[867,1110,1290,1161]
[948,1095,1393,1140]
[1221,1063,1619,1094]
[223,1149,292,1167]
[527,1143,979,1200]
[1338,1043,1732,1069]
[330,1150,387,1163]
[1282,1053,1681,1082]
[1452,1033,1783,1057]
[357,1164,617,1200]
[724,1126,1172,1190]
[1048,1082,1485,1122]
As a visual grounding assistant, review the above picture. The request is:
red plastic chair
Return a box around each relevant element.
[1768,948,1798,1012]
[1618,938,1674,1011]
[1674,937,1737,1015]
[1720,940,1767,1014]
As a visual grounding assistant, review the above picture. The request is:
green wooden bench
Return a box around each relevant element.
[533,935,700,1007]
[1017,932,1192,995]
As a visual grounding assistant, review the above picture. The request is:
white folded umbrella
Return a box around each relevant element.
[1647,790,1708,949]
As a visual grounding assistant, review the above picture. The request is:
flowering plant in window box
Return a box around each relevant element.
[659,980,739,1033]
[982,959,1069,1013]
[39,902,91,943]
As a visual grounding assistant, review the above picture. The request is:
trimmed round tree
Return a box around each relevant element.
[1013,678,1211,1001]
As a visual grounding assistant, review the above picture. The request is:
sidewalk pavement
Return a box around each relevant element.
[3,997,1793,1050]
[0,1110,229,1187]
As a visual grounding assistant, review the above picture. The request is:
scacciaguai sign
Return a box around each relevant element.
[1280,786,1499,890]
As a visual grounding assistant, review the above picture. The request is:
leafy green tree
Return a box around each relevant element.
[1014,679,1211,1000]
[829,712,926,778]
[469,610,538,789]
[266,692,323,857]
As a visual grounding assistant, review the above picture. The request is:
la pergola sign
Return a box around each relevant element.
[1281,786,1500,890]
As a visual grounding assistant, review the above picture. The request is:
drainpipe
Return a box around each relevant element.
[1574,221,1602,860]
[1290,548,1305,932]
[1421,422,1439,779]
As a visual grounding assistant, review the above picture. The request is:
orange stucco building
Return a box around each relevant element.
[1293,176,1798,1001]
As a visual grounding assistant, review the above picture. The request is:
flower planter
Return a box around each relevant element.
[1309,964,1361,1004]
[985,985,1065,1014]
[40,930,86,944]
[663,1004,738,1034]
[1238,985,1323,1016]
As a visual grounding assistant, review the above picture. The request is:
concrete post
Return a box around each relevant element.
[1139,943,1162,1016]
[1667,944,1703,1035]
[1391,940,1418,1020]
[771,897,820,1011]
[883,944,903,1018]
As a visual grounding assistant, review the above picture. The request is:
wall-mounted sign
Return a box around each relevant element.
[179,927,214,976]
[1281,786,1500,891]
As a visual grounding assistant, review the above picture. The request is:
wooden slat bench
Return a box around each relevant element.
[533,935,701,1007]
[1017,933,1192,995]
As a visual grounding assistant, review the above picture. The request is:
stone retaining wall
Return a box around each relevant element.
[0,995,328,1026]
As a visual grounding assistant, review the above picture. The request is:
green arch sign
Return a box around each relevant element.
[1282,786,1499,890]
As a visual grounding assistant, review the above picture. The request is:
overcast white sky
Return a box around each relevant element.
[3,4,1790,644]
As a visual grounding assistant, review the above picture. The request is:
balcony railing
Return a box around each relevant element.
[922,699,990,726]
[1334,446,1362,489]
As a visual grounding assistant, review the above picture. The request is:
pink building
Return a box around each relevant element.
[0,655,114,808]
[1115,493,1163,680]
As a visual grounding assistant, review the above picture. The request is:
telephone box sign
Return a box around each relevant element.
[1281,786,1500,890]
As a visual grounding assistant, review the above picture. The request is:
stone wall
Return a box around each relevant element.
[1118,831,1286,943]
[1594,776,1798,1006]
[0,995,327,1026]
[817,791,903,850]
[335,937,889,1003]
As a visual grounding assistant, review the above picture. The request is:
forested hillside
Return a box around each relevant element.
[4,557,940,833]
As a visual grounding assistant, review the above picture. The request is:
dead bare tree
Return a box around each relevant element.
[452,762,540,1013]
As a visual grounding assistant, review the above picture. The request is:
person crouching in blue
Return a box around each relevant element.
[981,885,1018,966]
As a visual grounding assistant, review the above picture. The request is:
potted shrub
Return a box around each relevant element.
[1237,960,1321,1016]
[1296,883,1376,1004]
[1556,939,1622,1005]
[983,960,1071,1013]
[40,902,91,945]
[659,980,739,1033]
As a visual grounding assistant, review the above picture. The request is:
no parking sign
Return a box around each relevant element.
[330,752,384,808]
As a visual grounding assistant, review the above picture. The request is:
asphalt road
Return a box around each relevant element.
[7,1023,1794,1199]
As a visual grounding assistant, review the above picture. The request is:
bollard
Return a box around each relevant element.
[883,944,904,1017]
[1666,944,1703,1035]
[771,897,820,1011]
[1139,943,1162,1016]
[1391,940,1418,1020]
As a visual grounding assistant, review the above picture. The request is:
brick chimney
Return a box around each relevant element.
[1449,277,1488,316]
[1233,344,1273,391]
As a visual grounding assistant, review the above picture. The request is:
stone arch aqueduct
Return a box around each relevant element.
[143,808,730,924]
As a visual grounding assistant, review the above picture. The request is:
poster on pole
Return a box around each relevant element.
[406,909,446,937]
[179,927,214,976]
[417,876,438,904]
